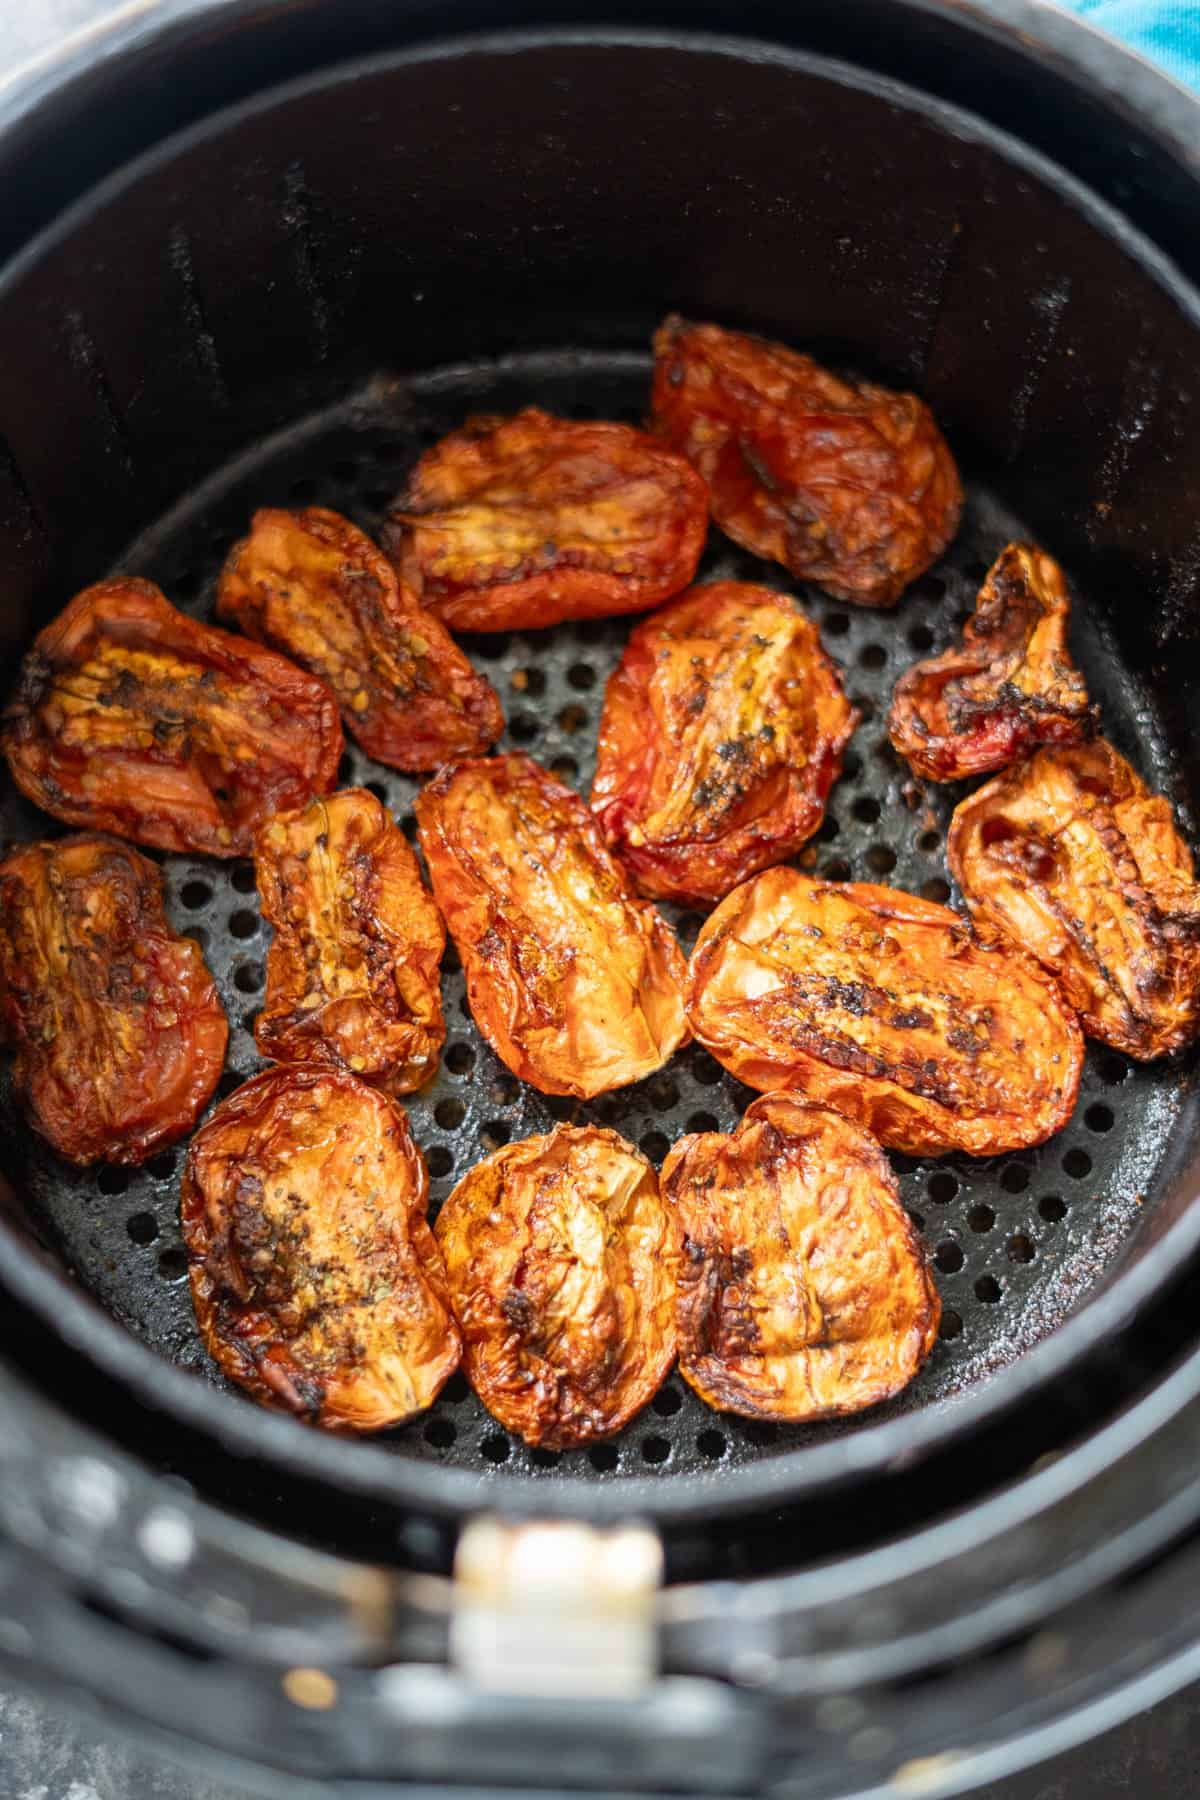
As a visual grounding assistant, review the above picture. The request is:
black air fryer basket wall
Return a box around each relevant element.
[3,2,1200,1794]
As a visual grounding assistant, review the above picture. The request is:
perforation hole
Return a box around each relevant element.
[918,829,941,854]
[969,1205,995,1234]
[652,1385,683,1417]
[1007,1234,1035,1264]
[229,909,259,940]
[589,1444,619,1473]
[550,755,579,781]
[974,1275,1002,1304]
[686,1111,718,1135]
[935,1240,964,1273]
[126,1212,159,1246]
[1039,1195,1067,1223]
[639,1130,670,1164]
[230,862,256,894]
[557,703,587,733]
[180,881,212,911]
[97,1167,130,1196]
[183,926,209,951]
[921,878,952,904]
[1099,1053,1129,1086]
[424,1418,456,1449]
[511,667,546,696]
[147,1151,176,1181]
[157,1247,188,1283]
[442,943,462,974]
[473,634,511,662]
[509,713,540,744]
[1085,1104,1114,1134]
[692,1056,724,1087]
[852,796,880,824]
[858,643,887,670]
[426,1146,453,1178]
[442,1371,470,1405]
[480,1434,511,1465]
[531,1447,561,1470]
[490,1073,520,1106]
[233,962,263,994]
[817,815,840,842]
[927,1172,958,1204]
[1062,1148,1093,1180]
[568,662,596,690]
[939,1310,963,1340]
[824,611,850,637]
[435,1098,466,1131]
[481,1120,511,1150]
[697,1429,727,1461]
[866,845,897,876]
[907,624,935,653]
[642,1435,670,1465]
[1000,1164,1029,1194]
[823,856,852,882]
[364,780,388,804]
[445,1043,475,1076]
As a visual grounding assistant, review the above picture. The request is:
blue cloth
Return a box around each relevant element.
[1061,0,1200,91]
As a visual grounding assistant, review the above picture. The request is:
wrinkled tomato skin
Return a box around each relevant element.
[415,753,689,1099]
[435,1124,677,1447]
[591,580,858,904]
[0,834,227,1165]
[182,1066,460,1431]
[1,578,342,856]
[218,507,503,770]
[254,788,446,1095]
[686,868,1083,1155]
[663,1095,939,1421]
[948,740,1200,1060]
[383,407,709,632]
[889,544,1096,781]
[651,317,962,608]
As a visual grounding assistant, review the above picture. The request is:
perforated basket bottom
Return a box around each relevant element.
[0,350,1190,1485]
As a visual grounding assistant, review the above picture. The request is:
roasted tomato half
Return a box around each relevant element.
[382,407,709,632]
[948,740,1200,1060]
[651,317,962,608]
[254,788,446,1095]
[435,1125,677,1447]
[686,868,1083,1154]
[663,1095,939,1421]
[591,580,858,904]
[2,578,342,856]
[218,507,503,770]
[0,834,227,1165]
[888,544,1096,781]
[416,753,689,1098]
[182,1066,460,1430]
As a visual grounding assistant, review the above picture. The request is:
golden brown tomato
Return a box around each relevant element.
[651,317,962,607]
[435,1125,677,1447]
[948,740,1200,1060]
[2,578,342,856]
[416,754,689,1098]
[254,788,446,1095]
[182,1066,459,1430]
[382,407,709,632]
[888,544,1096,781]
[218,507,503,770]
[686,868,1083,1154]
[591,580,858,904]
[663,1095,939,1421]
[0,834,227,1164]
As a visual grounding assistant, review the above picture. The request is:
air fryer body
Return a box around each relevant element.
[2,2,1200,1794]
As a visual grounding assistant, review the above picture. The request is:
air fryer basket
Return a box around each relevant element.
[3,1,1200,1791]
